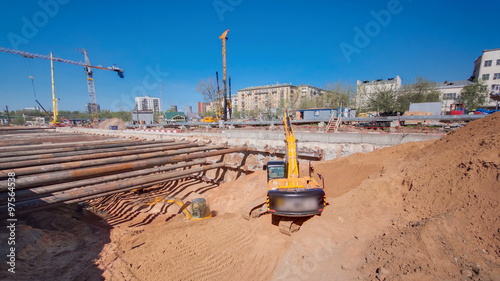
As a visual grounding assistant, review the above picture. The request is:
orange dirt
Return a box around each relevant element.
[2,113,498,280]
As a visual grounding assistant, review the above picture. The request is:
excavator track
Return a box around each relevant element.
[278,218,301,236]
[242,199,267,220]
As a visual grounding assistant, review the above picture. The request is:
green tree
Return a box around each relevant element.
[457,79,488,111]
[397,76,440,111]
[366,88,399,112]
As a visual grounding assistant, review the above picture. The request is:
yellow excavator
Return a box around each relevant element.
[149,197,212,220]
[242,109,326,235]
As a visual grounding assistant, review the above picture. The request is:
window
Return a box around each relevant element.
[493,85,500,92]
[497,59,500,66]
[494,73,500,80]
[482,74,490,80]
[443,93,457,100]
[484,60,492,67]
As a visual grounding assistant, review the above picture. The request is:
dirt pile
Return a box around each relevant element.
[97,118,126,130]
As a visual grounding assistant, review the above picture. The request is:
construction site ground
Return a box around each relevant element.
[1,113,499,280]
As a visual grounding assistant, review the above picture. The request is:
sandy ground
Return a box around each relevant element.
[97,118,127,130]
[1,113,498,280]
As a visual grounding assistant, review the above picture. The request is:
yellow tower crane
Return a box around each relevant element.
[0,46,124,125]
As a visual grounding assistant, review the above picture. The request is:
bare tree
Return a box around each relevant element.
[196,78,219,103]
[324,82,354,108]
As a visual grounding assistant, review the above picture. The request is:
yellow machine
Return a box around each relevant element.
[149,197,212,220]
[243,109,327,235]
[201,116,219,123]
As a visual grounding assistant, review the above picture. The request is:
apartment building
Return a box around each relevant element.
[472,48,500,106]
[135,96,160,112]
[436,80,472,113]
[237,83,327,112]
[356,76,402,109]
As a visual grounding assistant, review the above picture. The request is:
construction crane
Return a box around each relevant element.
[0,46,124,124]
[243,109,327,235]
[219,29,230,121]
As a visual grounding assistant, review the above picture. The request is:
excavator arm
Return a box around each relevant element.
[283,109,299,178]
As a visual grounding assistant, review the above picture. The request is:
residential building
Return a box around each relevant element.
[85,103,100,114]
[436,80,472,113]
[197,102,208,114]
[170,105,178,112]
[135,96,160,112]
[472,48,500,106]
[356,76,402,109]
[237,83,328,112]
[185,106,192,114]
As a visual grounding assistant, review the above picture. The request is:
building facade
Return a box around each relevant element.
[435,80,472,113]
[472,48,500,106]
[236,83,328,112]
[135,96,160,112]
[356,76,402,109]
[197,102,209,115]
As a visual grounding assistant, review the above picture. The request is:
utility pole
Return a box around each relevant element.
[219,29,229,121]
[50,52,59,124]
[5,106,11,125]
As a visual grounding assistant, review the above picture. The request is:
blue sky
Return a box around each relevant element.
[1,0,499,112]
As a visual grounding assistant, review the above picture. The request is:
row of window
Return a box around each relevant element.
[484,59,500,67]
[482,73,500,80]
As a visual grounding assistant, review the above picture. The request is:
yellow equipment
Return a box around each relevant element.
[243,109,327,235]
[201,116,219,123]
[149,197,212,220]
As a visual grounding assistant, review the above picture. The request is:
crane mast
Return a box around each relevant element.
[80,49,99,123]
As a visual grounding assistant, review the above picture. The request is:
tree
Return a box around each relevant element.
[324,82,354,108]
[366,87,399,112]
[397,76,440,111]
[457,79,488,111]
[196,78,219,103]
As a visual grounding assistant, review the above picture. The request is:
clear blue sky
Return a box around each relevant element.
[1,0,499,112]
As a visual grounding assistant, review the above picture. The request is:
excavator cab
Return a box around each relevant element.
[266,161,287,180]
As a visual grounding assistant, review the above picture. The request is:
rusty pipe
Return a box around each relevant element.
[0,140,172,157]
[0,146,245,190]
[12,159,207,199]
[0,143,197,169]
[1,163,225,213]
[0,141,187,163]
[14,174,198,216]
[0,144,225,177]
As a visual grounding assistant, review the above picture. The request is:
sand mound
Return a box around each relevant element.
[97,118,126,130]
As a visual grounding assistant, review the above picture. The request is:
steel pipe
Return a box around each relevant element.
[12,159,207,199]
[0,139,171,156]
[0,143,197,169]
[0,141,186,163]
[0,146,244,190]
[1,163,225,214]
[0,144,225,177]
